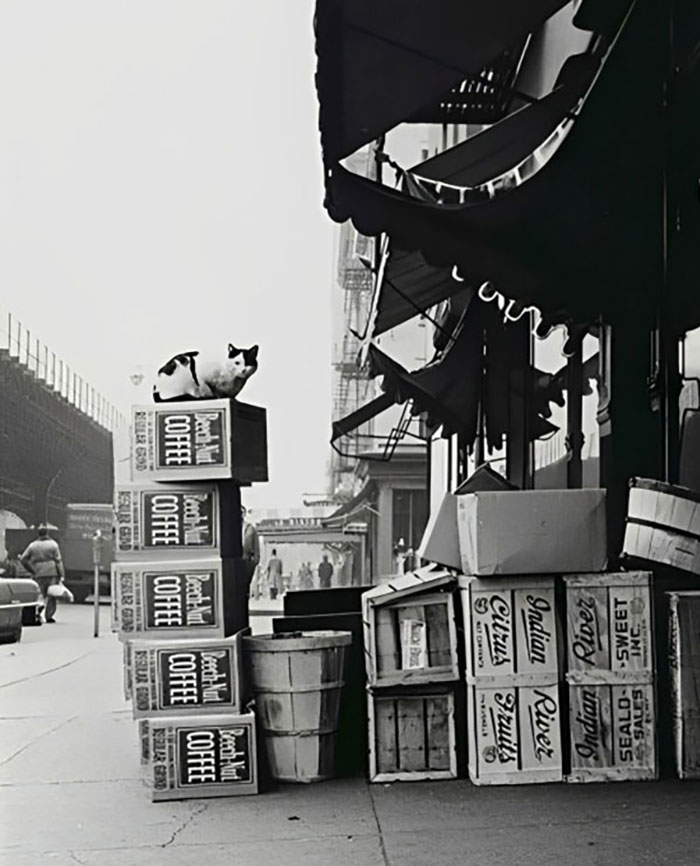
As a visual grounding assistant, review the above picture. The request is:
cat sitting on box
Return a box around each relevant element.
[153,344,258,402]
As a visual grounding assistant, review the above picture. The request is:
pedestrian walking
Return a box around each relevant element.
[266,549,283,600]
[20,526,65,624]
[318,554,334,589]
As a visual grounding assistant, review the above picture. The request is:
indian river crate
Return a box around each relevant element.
[467,682,562,785]
[146,712,258,801]
[564,572,654,684]
[362,566,459,688]
[130,399,268,484]
[368,685,460,783]
[623,478,700,575]
[114,482,242,561]
[668,591,700,779]
[112,558,226,640]
[568,682,657,782]
[459,576,559,686]
[130,631,248,719]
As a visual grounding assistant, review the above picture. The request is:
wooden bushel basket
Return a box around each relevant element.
[243,631,352,783]
[624,478,700,575]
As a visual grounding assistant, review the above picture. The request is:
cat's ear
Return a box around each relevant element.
[228,343,238,357]
[247,345,259,362]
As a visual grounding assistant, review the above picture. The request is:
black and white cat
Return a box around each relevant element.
[153,344,259,402]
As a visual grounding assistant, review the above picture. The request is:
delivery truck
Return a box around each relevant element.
[5,503,115,604]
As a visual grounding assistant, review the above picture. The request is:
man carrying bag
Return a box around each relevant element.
[20,526,67,624]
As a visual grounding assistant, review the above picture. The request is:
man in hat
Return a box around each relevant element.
[20,526,65,624]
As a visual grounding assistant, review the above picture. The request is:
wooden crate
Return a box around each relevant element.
[130,631,248,719]
[564,572,654,684]
[568,683,657,782]
[130,399,268,484]
[362,567,459,688]
[668,592,700,779]
[146,712,258,801]
[112,558,226,640]
[368,687,458,782]
[564,572,657,782]
[460,576,559,685]
[467,683,563,785]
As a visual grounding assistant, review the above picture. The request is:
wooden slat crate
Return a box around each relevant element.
[363,567,459,688]
[565,572,654,684]
[568,683,656,782]
[146,712,258,801]
[130,631,248,719]
[565,572,657,782]
[460,576,559,686]
[368,687,458,782]
[668,591,700,779]
[467,683,563,785]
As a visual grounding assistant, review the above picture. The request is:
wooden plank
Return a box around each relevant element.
[374,697,397,775]
[425,601,452,669]
[375,607,399,676]
[567,586,610,673]
[426,695,450,770]
[669,592,700,778]
[564,572,652,588]
[397,697,427,772]
[569,685,613,771]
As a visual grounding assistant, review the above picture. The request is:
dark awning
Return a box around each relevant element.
[369,243,473,338]
[324,0,667,328]
[315,0,572,162]
[331,392,394,441]
[408,52,599,188]
[323,480,375,526]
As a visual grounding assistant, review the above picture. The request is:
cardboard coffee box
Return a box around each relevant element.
[467,683,563,785]
[112,559,226,639]
[460,576,559,684]
[114,483,241,560]
[130,633,248,719]
[146,712,258,801]
[457,489,607,576]
[130,399,268,484]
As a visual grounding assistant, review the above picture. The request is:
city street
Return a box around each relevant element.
[1,602,700,866]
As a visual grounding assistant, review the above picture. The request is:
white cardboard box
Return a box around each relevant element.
[457,489,607,576]
[417,492,461,571]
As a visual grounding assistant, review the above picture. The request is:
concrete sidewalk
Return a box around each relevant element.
[1,605,700,866]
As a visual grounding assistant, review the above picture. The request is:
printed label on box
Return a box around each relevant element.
[475,687,519,772]
[154,409,227,470]
[610,585,652,674]
[567,587,610,672]
[570,685,613,769]
[400,619,427,670]
[176,724,252,787]
[158,647,233,710]
[116,487,218,554]
[519,685,561,772]
[514,587,557,675]
[611,684,655,768]
[143,570,218,630]
[471,590,515,676]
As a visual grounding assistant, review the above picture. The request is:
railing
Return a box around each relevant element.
[0,312,127,433]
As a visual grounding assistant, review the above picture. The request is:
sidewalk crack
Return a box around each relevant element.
[368,784,391,866]
[0,714,78,768]
[161,801,209,848]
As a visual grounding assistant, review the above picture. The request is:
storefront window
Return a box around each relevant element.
[392,488,428,552]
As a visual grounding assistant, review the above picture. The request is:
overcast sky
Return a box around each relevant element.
[0,0,336,512]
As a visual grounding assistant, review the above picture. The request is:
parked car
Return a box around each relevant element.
[0,575,42,642]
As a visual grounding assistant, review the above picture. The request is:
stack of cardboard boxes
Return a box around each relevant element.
[111,399,267,801]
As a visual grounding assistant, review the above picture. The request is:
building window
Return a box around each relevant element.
[392,488,428,552]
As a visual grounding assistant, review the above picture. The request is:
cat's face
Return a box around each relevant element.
[226,344,258,379]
